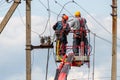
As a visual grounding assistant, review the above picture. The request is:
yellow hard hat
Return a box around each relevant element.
[74,11,81,16]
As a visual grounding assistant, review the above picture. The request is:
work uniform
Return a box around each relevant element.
[53,21,70,55]
[70,17,88,56]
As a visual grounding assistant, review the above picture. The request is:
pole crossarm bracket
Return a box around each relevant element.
[31,44,54,50]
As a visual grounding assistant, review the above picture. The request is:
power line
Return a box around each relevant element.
[54,0,74,21]
[45,1,53,79]
[73,1,111,34]
[90,30,120,48]
[17,7,41,36]
[73,0,120,41]
[38,0,59,15]
[16,1,120,47]
[38,0,51,36]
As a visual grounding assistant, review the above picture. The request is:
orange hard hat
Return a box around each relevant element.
[62,14,69,20]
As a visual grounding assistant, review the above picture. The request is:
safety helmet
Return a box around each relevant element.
[74,11,81,16]
[62,14,69,21]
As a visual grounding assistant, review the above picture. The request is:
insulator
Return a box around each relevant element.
[40,37,45,44]
[47,36,51,45]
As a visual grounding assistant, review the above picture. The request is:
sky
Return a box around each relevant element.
[0,0,120,80]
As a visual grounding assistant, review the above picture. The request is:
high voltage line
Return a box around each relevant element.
[15,0,120,48]
[0,0,119,80]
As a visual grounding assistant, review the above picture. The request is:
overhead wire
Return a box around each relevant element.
[90,30,120,48]
[73,0,120,41]
[54,0,74,21]
[38,0,59,15]
[16,0,119,59]
[17,7,41,36]
[17,1,56,51]
[49,1,120,80]
[90,31,112,44]
[52,0,120,46]
[15,0,120,79]
[38,0,51,36]
[73,1,111,34]
[45,0,51,80]
[55,0,73,17]
[47,0,52,36]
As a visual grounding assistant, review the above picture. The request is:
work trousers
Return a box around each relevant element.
[73,37,88,56]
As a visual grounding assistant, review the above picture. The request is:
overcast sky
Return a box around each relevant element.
[0,0,120,80]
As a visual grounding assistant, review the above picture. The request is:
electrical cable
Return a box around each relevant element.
[13,1,120,79]
[54,0,74,21]
[53,0,120,47]
[47,0,52,36]
[38,0,51,36]
[38,0,59,15]
[17,7,41,36]
[90,30,120,48]
[73,0,120,41]
[73,1,111,34]
[45,49,50,80]
[90,30,111,43]
[45,0,51,80]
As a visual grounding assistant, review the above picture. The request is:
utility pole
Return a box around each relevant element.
[26,0,31,80]
[111,0,117,80]
[0,0,21,33]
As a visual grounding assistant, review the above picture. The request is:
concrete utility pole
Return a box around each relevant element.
[0,0,21,33]
[111,0,117,80]
[26,0,31,80]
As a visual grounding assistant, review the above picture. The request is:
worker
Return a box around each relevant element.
[53,14,70,56]
[70,11,88,56]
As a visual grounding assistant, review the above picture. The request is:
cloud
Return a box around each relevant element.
[3,66,55,80]
[1,12,120,80]
[68,67,85,80]
[5,73,25,80]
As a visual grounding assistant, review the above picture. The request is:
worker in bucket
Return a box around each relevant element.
[53,14,70,56]
[70,11,88,56]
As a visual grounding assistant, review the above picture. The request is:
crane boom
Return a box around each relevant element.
[0,0,21,34]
